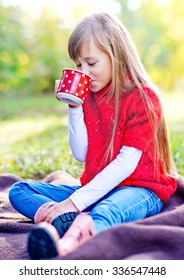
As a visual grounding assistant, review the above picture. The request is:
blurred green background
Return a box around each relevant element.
[0,0,183,179]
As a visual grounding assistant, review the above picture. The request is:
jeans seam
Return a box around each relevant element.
[148,197,163,214]
[122,189,161,219]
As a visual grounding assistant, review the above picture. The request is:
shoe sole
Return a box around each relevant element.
[28,226,59,259]
[52,212,79,237]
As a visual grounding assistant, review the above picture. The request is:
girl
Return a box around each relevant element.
[9,12,177,259]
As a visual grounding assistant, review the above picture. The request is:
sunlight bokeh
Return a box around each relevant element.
[2,0,121,26]
[1,0,183,178]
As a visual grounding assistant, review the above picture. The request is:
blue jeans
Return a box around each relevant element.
[9,182,163,233]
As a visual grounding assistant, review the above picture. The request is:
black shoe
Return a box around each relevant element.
[28,212,79,259]
[28,225,59,259]
[52,211,79,237]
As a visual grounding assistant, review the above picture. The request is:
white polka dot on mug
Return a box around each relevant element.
[56,68,91,106]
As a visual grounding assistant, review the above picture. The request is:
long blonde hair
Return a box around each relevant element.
[68,12,176,177]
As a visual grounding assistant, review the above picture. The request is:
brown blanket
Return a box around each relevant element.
[0,172,184,260]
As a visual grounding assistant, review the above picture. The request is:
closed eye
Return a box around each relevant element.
[88,62,96,66]
[75,62,96,68]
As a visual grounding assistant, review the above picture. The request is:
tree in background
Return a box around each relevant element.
[0,4,30,94]
[0,3,72,96]
[118,0,184,90]
[26,8,71,95]
[0,0,183,96]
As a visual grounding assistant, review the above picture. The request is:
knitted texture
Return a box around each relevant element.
[80,86,176,202]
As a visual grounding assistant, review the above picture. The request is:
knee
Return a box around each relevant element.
[9,181,24,203]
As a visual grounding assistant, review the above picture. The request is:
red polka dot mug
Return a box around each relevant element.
[55,68,91,106]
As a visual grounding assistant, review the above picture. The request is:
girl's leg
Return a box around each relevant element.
[28,214,96,259]
[56,186,163,255]
[89,186,163,233]
[9,181,81,220]
[27,186,163,259]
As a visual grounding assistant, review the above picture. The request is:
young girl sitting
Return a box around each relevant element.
[9,12,177,259]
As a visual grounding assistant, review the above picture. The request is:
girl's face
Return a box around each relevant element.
[73,39,112,92]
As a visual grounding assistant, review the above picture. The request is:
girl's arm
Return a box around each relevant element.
[68,105,88,162]
[70,146,143,211]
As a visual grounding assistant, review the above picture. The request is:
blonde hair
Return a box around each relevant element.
[68,12,176,177]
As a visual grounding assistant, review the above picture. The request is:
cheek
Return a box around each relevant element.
[102,61,112,83]
[93,63,112,84]
[104,68,112,84]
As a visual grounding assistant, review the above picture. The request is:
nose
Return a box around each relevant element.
[81,65,90,76]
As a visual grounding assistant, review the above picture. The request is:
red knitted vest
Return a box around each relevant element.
[80,85,176,202]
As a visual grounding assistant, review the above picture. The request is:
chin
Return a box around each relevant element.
[90,84,102,93]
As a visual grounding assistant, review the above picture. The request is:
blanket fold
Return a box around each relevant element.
[0,172,184,260]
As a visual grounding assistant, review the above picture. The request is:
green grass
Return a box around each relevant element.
[161,91,184,176]
[0,91,183,179]
[0,94,84,179]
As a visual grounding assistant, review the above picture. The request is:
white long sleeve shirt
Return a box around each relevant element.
[68,106,142,211]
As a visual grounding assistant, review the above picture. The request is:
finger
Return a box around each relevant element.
[43,212,56,224]
[43,205,61,223]
[41,204,56,221]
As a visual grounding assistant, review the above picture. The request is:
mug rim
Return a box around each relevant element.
[63,68,91,79]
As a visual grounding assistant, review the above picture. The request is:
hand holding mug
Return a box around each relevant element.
[55,69,91,106]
